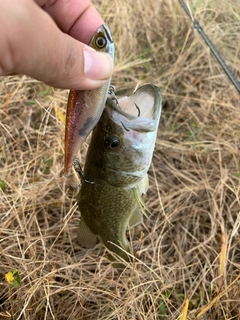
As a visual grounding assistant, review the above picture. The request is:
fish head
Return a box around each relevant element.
[87,84,162,189]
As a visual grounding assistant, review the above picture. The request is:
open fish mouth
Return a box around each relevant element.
[106,84,162,133]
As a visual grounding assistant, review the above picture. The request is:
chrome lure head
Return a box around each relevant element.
[89,24,114,57]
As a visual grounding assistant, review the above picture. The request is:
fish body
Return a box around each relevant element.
[76,84,162,263]
[64,24,114,174]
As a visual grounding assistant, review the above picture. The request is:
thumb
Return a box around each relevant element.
[0,1,114,90]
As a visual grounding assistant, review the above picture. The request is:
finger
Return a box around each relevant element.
[36,0,104,44]
[0,0,113,90]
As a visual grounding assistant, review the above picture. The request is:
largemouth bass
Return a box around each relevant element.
[64,24,114,174]
[75,84,162,264]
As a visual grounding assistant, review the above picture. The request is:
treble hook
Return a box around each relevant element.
[108,85,121,107]
[73,158,95,185]
[108,85,116,99]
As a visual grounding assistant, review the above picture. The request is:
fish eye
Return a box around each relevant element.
[95,36,107,48]
[104,136,120,149]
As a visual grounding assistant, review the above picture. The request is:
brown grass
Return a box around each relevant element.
[1,0,240,319]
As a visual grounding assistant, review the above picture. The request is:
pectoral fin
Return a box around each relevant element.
[133,193,150,219]
[138,174,149,195]
[77,218,98,248]
[128,206,143,228]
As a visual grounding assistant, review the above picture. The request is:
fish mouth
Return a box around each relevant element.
[106,84,162,133]
[105,167,149,189]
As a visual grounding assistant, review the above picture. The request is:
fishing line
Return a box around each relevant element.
[179,0,240,95]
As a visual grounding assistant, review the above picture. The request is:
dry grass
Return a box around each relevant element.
[1,0,240,319]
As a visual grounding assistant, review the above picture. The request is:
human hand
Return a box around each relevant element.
[0,0,114,90]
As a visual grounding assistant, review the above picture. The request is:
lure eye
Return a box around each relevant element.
[95,36,107,48]
[104,136,120,149]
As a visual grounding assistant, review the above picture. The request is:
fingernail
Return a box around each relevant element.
[83,48,113,80]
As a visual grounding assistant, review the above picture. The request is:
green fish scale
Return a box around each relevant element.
[77,180,137,261]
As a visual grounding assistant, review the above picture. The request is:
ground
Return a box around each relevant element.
[1,0,240,319]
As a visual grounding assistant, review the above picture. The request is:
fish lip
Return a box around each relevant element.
[101,166,149,189]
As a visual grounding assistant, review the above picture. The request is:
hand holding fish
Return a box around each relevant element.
[0,0,113,90]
